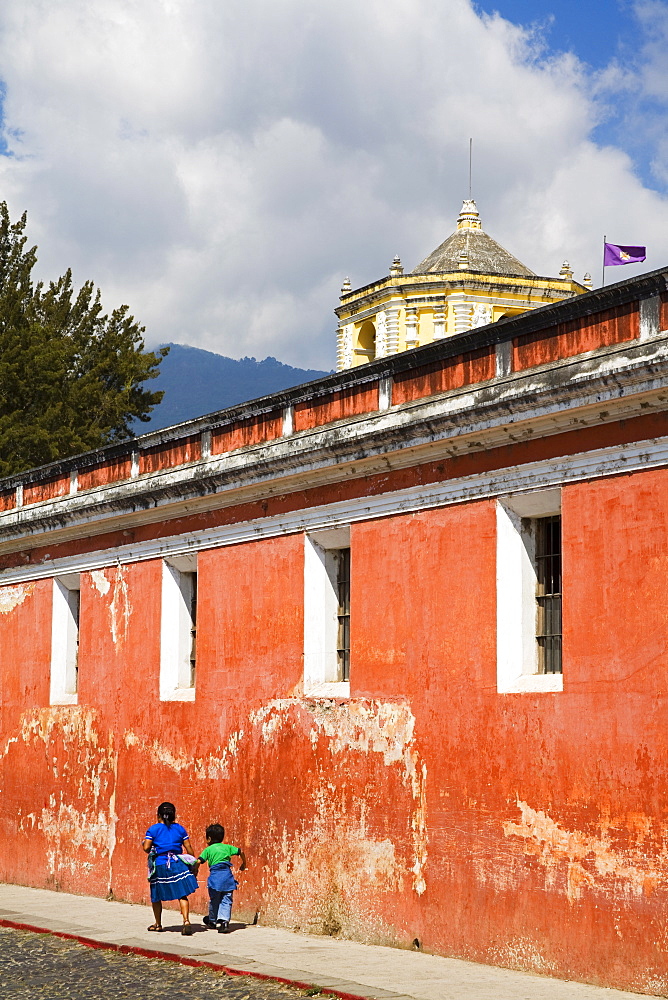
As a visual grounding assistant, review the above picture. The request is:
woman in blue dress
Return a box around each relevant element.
[143,801,199,934]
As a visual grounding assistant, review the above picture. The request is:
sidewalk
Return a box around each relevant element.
[0,884,649,1000]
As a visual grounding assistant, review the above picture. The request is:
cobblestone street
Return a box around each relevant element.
[0,927,317,1000]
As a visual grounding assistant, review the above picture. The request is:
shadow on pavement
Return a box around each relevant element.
[160,922,248,935]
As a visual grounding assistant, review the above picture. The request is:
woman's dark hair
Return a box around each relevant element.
[157,802,176,826]
[206,823,225,843]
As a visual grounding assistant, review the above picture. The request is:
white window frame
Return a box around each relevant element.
[304,526,351,698]
[50,573,80,705]
[160,554,197,702]
[496,489,563,693]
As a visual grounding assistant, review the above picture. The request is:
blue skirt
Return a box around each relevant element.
[149,859,199,902]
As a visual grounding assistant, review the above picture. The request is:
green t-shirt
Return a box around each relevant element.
[199,843,240,866]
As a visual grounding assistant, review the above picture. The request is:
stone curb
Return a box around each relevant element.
[0,916,372,1000]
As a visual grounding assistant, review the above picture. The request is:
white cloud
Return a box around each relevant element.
[0,0,667,369]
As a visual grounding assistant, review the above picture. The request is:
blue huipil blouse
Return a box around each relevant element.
[145,821,190,863]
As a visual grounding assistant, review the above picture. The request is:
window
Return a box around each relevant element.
[160,555,197,701]
[336,547,350,682]
[535,515,562,675]
[356,320,376,359]
[304,527,351,697]
[187,571,197,689]
[496,491,563,693]
[50,574,80,705]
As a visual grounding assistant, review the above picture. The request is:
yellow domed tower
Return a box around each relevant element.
[335,200,591,370]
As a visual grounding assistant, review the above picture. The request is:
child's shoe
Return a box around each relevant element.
[203,916,216,928]
[216,920,230,933]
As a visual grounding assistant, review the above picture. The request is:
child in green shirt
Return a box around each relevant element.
[194,823,247,932]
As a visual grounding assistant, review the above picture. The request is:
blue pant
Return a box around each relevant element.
[208,887,234,923]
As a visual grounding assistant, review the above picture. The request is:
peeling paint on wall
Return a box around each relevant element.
[0,736,18,758]
[110,565,131,644]
[410,759,428,895]
[120,698,428,936]
[488,936,558,976]
[503,799,668,903]
[90,567,132,644]
[90,570,110,596]
[0,582,35,614]
[9,708,117,891]
[269,784,400,937]
[20,705,103,749]
[251,699,428,894]
[123,727,244,779]
[107,752,119,896]
[33,800,112,877]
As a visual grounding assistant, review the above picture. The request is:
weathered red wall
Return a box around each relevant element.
[2,457,668,990]
[355,479,668,991]
[23,477,70,505]
[79,457,132,490]
[211,414,283,455]
[392,346,495,404]
[353,485,668,989]
[513,302,638,370]
[0,576,116,897]
[140,435,201,474]
[293,384,378,431]
[660,291,668,330]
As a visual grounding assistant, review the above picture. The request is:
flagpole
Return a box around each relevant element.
[602,235,606,287]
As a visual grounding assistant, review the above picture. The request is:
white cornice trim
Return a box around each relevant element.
[2,433,667,586]
[0,334,667,555]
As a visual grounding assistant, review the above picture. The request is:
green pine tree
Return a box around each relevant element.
[0,202,168,476]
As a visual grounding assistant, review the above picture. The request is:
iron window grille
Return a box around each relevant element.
[70,588,80,689]
[336,548,350,682]
[535,515,562,674]
[187,572,197,689]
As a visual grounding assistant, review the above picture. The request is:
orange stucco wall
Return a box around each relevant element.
[23,477,70,506]
[1,468,668,992]
[293,384,379,432]
[348,482,668,989]
[660,291,668,330]
[211,414,283,455]
[140,435,202,474]
[392,346,495,404]
[78,457,132,491]
[513,302,638,370]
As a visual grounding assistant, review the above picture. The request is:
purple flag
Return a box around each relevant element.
[604,243,646,266]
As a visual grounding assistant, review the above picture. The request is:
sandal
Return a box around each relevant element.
[147,924,163,932]
[181,922,193,936]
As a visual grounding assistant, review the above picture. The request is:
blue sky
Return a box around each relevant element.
[479,1,636,68]
[0,0,667,367]
[480,1,666,191]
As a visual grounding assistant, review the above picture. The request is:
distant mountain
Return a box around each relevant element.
[138,343,330,432]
